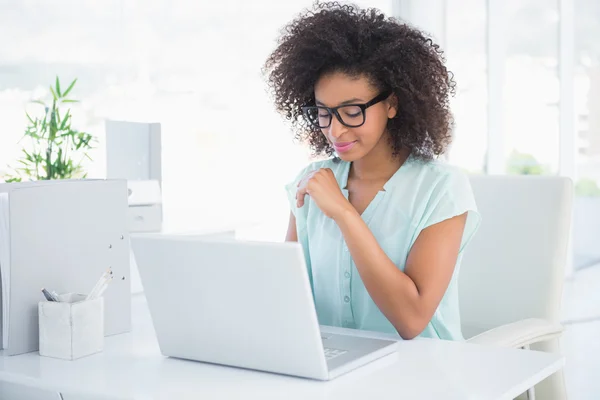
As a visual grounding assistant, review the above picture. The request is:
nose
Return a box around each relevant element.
[326,114,347,139]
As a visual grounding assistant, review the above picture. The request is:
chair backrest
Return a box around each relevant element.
[459,175,573,339]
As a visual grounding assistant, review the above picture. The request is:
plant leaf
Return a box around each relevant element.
[49,114,58,141]
[41,116,47,134]
[11,76,92,181]
[59,109,71,131]
[62,78,77,98]
[55,76,61,97]
[49,86,58,101]
[58,131,75,138]
[24,128,41,140]
[23,149,34,162]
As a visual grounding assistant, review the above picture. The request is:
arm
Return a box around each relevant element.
[334,206,467,339]
[285,211,298,242]
[295,167,468,339]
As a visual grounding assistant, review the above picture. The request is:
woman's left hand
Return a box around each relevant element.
[296,168,352,220]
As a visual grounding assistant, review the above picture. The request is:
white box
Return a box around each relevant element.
[127,179,163,233]
[128,204,163,232]
[38,293,104,360]
[127,180,162,206]
[105,120,162,182]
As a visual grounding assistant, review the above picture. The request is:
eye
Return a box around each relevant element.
[342,105,362,118]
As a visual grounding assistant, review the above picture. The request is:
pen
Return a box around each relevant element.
[87,268,113,301]
[94,275,114,299]
[41,288,59,302]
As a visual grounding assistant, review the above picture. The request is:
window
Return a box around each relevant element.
[445,0,488,174]
[442,0,600,280]
[0,0,394,241]
[147,0,393,238]
[504,0,560,175]
[572,0,600,276]
[0,1,125,180]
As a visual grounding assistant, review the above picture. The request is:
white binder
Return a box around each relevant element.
[0,179,131,355]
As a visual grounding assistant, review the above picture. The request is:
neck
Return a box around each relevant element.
[350,137,410,182]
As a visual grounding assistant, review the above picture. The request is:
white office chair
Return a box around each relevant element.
[460,175,573,400]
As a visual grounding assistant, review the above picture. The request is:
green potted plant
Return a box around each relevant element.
[5,77,95,182]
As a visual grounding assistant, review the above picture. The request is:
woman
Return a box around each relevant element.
[263,2,480,340]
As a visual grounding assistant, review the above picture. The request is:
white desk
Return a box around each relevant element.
[0,294,564,400]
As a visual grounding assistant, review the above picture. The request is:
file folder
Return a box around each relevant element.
[0,179,131,355]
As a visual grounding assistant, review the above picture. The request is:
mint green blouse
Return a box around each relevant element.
[285,154,481,340]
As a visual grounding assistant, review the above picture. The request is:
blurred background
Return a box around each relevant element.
[0,0,598,398]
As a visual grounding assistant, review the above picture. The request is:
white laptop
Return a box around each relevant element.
[130,234,399,380]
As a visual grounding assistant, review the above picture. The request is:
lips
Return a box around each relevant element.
[333,141,357,153]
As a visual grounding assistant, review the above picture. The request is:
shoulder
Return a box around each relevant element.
[406,157,473,200]
[407,158,480,246]
[284,158,346,216]
[396,156,478,224]
[301,157,345,174]
[286,158,346,186]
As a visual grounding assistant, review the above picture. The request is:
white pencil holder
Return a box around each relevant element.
[38,293,104,360]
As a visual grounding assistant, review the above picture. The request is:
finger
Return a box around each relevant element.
[297,174,308,188]
[296,187,307,208]
[297,170,318,187]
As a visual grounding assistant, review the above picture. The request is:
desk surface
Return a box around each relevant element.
[0,294,564,400]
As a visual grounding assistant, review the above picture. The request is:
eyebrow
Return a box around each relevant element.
[315,97,364,107]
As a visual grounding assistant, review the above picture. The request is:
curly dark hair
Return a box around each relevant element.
[263,1,456,160]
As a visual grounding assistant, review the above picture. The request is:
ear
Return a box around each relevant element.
[386,94,398,119]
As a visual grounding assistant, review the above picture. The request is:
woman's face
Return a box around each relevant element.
[313,71,397,162]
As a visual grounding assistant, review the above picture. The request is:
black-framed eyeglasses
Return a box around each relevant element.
[301,90,392,129]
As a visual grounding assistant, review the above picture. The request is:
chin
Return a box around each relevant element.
[335,148,365,162]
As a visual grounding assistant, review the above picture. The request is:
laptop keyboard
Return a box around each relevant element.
[323,347,347,360]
